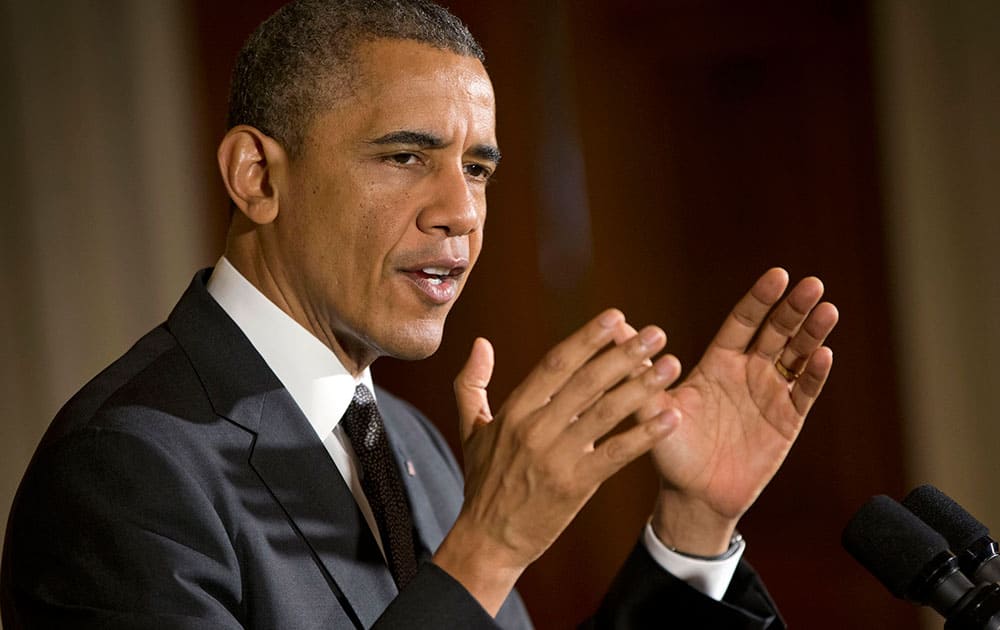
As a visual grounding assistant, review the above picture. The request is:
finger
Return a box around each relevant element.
[579,320,647,412]
[791,346,834,416]
[505,309,626,417]
[611,320,639,345]
[634,393,668,422]
[569,354,681,445]
[711,268,789,353]
[580,409,681,483]
[611,321,653,377]
[753,276,824,361]
[454,337,495,442]
[776,302,839,376]
[545,325,666,427]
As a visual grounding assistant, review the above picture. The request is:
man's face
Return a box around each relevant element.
[271,39,497,370]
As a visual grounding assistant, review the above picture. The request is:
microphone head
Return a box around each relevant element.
[902,484,989,551]
[843,495,954,600]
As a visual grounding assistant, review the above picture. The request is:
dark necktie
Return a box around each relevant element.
[340,384,418,588]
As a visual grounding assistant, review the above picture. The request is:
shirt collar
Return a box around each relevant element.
[205,256,374,440]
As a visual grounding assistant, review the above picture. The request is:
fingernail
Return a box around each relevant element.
[640,327,661,347]
[654,409,681,432]
[653,358,673,380]
[599,310,620,328]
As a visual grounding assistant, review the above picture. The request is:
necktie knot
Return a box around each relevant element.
[343,385,380,452]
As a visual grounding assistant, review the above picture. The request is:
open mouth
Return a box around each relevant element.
[400,261,469,304]
[414,266,465,285]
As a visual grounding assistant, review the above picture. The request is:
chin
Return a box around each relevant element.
[377,319,445,361]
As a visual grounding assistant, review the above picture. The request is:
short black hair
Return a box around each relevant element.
[227,0,485,157]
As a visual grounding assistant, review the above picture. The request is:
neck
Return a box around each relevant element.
[224,229,376,377]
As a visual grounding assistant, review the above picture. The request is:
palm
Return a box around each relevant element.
[653,347,799,518]
[649,269,838,521]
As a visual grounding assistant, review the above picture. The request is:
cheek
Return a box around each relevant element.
[369,190,418,242]
[470,231,484,265]
[325,181,386,270]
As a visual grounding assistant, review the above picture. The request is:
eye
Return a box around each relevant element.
[464,163,494,182]
[386,152,420,166]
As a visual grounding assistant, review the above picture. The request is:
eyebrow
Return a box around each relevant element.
[470,144,502,166]
[368,130,501,166]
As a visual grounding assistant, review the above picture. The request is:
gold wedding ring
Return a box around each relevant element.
[775,360,799,382]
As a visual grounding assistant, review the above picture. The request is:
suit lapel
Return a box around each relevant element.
[249,390,397,627]
[167,271,396,627]
[378,401,450,558]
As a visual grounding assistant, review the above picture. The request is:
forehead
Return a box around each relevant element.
[327,39,497,143]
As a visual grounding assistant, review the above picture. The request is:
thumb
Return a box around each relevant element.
[454,337,494,442]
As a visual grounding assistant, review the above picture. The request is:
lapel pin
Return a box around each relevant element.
[406,460,416,477]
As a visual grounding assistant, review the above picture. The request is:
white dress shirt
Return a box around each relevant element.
[206,257,385,556]
[206,256,743,600]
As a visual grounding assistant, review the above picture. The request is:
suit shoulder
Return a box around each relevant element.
[39,323,215,453]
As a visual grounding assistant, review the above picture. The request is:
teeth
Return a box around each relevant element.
[427,277,443,286]
[422,267,450,276]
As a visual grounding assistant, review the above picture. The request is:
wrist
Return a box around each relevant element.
[432,516,525,616]
[652,490,740,557]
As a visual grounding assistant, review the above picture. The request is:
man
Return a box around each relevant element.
[1,1,838,628]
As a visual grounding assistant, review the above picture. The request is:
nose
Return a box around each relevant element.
[416,165,483,237]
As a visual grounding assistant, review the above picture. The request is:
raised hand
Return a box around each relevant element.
[433,310,683,614]
[645,268,839,555]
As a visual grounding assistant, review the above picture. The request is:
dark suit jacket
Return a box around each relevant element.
[2,271,783,629]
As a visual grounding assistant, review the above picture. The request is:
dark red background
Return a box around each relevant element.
[187,2,913,627]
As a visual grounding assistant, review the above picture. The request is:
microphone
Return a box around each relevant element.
[843,495,1000,629]
[903,484,1000,585]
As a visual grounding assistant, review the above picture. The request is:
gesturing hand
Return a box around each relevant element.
[433,310,682,615]
[645,268,839,555]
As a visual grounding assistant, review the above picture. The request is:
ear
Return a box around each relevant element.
[217,125,287,225]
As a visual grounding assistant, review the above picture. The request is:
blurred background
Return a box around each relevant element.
[1,1,998,627]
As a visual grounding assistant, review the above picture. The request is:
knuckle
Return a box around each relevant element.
[546,469,577,498]
[514,420,545,451]
[602,438,631,466]
[543,347,567,372]
[589,399,617,425]
[571,365,600,393]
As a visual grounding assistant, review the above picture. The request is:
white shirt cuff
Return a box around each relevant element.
[642,522,745,601]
